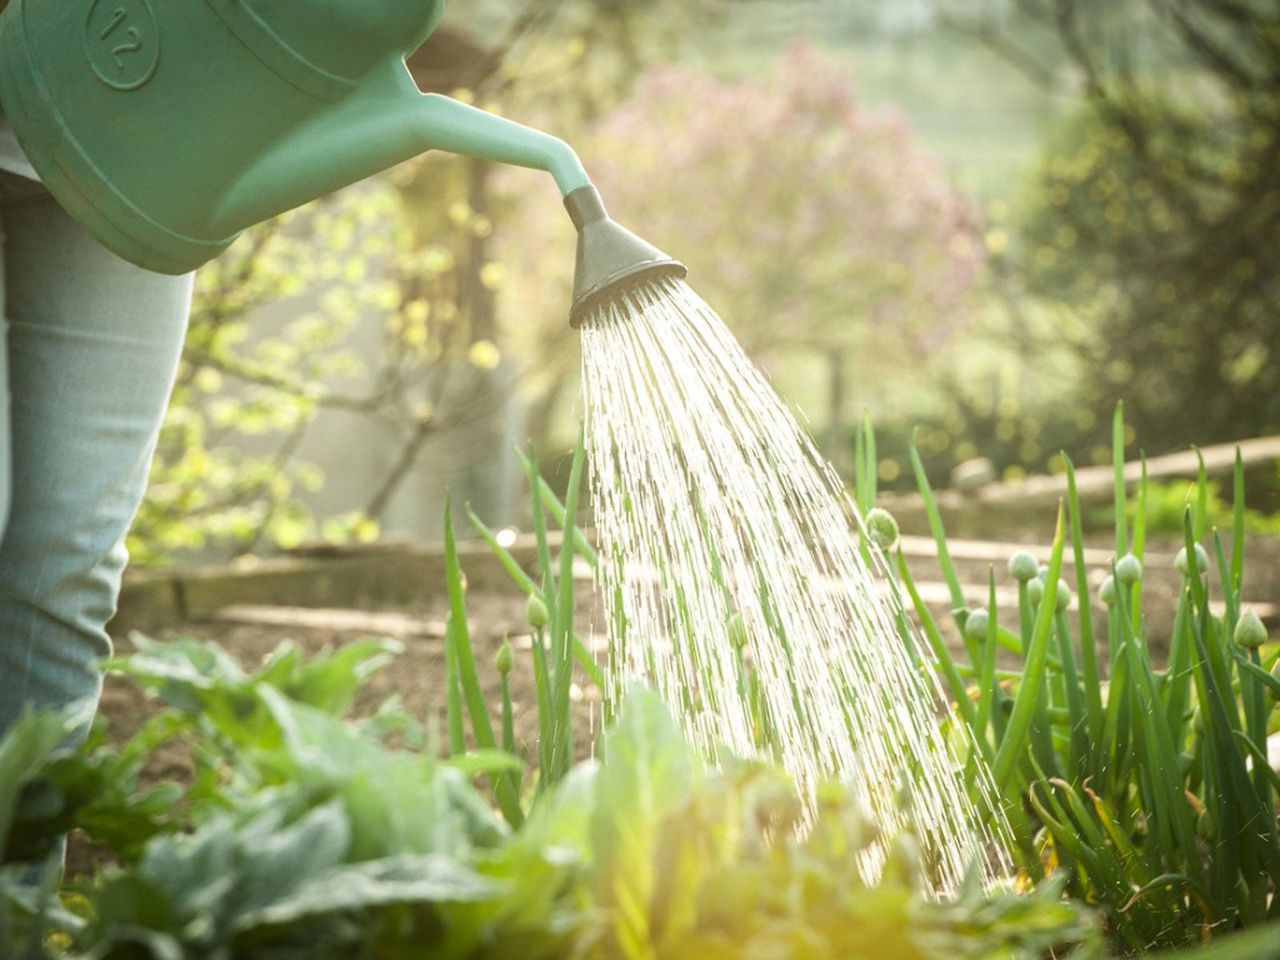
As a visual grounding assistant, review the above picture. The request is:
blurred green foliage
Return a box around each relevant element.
[130,159,504,563]
[940,0,1280,471]
[130,197,384,564]
[1113,475,1280,539]
[1018,99,1279,451]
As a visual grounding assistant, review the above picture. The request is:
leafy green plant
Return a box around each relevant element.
[1,636,585,958]
[1114,476,1280,540]
[0,640,1108,960]
[865,404,1280,951]
[583,687,1102,960]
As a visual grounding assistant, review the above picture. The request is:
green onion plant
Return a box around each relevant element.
[861,404,1280,951]
[453,429,604,825]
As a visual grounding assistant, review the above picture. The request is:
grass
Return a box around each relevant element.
[867,403,1280,951]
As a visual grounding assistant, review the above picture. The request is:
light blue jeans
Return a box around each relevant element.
[0,171,191,743]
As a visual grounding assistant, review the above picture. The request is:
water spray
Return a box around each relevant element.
[564,185,686,327]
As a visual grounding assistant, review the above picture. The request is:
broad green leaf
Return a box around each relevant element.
[0,709,83,857]
[591,686,701,958]
[230,853,501,934]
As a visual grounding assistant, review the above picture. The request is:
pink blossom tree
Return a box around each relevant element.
[498,44,984,451]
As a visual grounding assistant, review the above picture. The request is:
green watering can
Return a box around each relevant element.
[0,0,683,323]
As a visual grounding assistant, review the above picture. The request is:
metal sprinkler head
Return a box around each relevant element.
[565,185,686,327]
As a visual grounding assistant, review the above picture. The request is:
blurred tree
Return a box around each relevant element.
[498,44,983,457]
[131,197,381,562]
[131,178,515,562]
[947,0,1280,451]
[447,0,808,450]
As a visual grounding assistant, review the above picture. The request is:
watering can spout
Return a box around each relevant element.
[410,88,593,197]
[215,64,592,235]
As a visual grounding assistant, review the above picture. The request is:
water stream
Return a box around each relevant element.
[580,276,1007,888]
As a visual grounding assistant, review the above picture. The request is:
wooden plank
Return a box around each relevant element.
[898,534,1177,568]
[882,434,1280,516]
[900,581,1275,621]
[199,605,447,639]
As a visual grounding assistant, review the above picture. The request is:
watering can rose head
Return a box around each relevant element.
[564,185,686,326]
